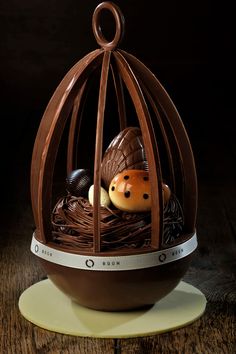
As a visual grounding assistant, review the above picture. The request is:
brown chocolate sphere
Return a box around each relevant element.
[66,169,92,197]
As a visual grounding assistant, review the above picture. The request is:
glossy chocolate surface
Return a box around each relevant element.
[39,253,193,311]
[66,169,92,197]
[101,127,148,189]
[51,193,184,251]
[31,2,197,249]
[30,2,198,311]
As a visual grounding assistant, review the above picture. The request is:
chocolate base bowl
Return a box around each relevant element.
[31,231,197,311]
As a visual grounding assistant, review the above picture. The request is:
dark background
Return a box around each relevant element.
[0,0,234,219]
[0,3,235,351]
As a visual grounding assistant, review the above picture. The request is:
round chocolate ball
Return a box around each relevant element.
[109,169,151,212]
[66,169,92,197]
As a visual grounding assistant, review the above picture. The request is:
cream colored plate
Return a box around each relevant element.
[19,279,206,338]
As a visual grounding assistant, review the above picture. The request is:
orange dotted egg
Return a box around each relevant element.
[109,170,151,212]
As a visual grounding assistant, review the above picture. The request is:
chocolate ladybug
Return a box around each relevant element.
[109,170,151,212]
[66,169,92,197]
[109,169,171,212]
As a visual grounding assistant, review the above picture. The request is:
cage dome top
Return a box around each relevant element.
[31,1,197,256]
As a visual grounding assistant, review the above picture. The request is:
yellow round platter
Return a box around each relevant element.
[19,279,206,338]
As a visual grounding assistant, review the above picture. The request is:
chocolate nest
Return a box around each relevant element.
[51,194,184,251]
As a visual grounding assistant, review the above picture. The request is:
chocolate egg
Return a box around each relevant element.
[88,185,111,207]
[101,127,148,189]
[109,170,151,212]
[66,169,92,197]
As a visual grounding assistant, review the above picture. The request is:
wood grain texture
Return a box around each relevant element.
[0,206,114,354]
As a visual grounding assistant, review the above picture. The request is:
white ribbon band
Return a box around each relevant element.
[31,232,197,271]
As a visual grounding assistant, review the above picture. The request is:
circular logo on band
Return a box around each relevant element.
[85,259,95,268]
[159,253,166,262]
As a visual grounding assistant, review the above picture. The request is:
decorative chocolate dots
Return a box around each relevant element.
[108,169,151,212]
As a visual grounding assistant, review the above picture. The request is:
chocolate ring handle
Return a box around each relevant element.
[92,1,124,50]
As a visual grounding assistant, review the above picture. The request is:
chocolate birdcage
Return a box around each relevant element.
[30,1,198,311]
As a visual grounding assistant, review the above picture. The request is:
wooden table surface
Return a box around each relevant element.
[1,139,235,353]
